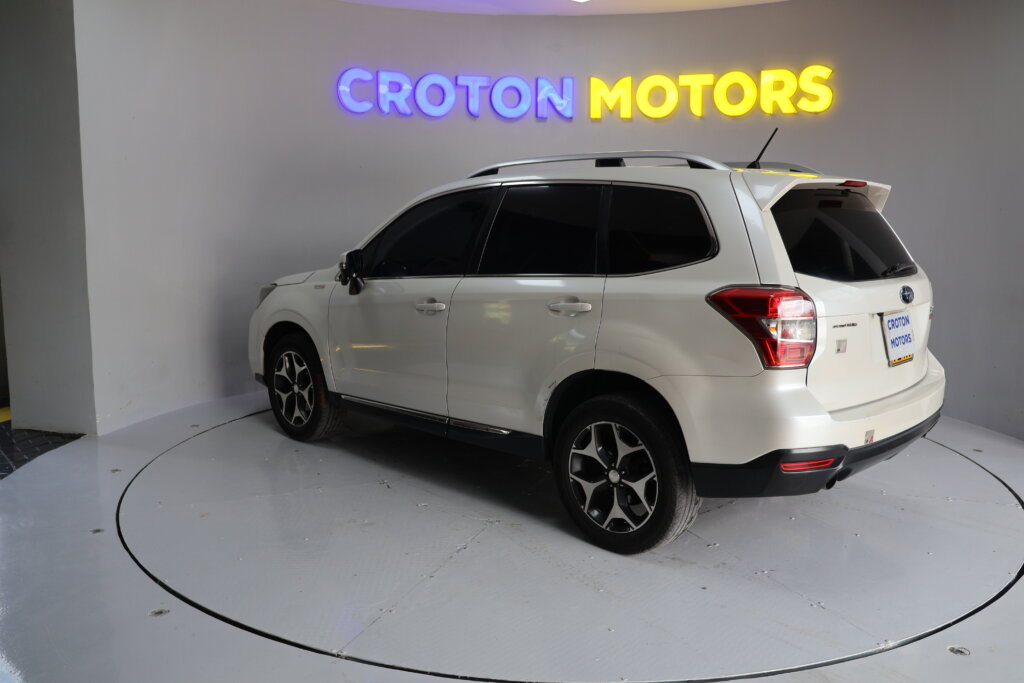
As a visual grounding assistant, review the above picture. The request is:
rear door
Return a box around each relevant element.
[768,187,932,411]
[446,183,606,435]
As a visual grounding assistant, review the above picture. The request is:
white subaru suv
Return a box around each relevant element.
[249,152,945,553]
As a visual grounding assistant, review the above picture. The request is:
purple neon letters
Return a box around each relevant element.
[337,68,575,120]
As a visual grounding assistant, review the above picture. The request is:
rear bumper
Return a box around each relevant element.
[648,351,945,468]
[691,410,941,497]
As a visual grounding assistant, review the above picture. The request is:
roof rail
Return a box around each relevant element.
[725,161,822,175]
[468,151,732,178]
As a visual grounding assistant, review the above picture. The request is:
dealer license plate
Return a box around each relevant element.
[882,311,915,366]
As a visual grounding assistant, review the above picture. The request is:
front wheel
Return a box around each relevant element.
[553,394,701,554]
[267,333,343,441]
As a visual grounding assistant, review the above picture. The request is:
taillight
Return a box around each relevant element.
[839,180,867,187]
[708,287,817,368]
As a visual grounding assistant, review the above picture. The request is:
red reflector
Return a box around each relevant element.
[839,180,867,187]
[708,287,817,368]
[780,458,836,472]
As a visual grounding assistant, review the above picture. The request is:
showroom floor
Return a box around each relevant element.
[0,393,1021,682]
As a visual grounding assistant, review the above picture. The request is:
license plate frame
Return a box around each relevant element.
[881,310,915,367]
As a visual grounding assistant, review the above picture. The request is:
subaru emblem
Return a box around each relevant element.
[900,286,914,304]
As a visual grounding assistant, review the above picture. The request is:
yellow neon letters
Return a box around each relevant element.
[796,64,833,113]
[760,69,799,114]
[590,76,632,120]
[635,74,679,119]
[677,74,714,117]
[713,71,758,117]
[590,65,833,120]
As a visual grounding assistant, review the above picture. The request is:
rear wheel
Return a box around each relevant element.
[267,333,343,441]
[553,393,700,554]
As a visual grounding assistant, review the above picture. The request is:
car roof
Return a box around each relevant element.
[422,161,879,201]
[424,164,736,199]
[357,157,890,249]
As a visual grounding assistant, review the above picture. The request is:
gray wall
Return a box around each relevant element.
[6,0,1023,437]
[0,0,95,432]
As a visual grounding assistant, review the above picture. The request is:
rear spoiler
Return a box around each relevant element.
[736,171,892,212]
[725,161,822,175]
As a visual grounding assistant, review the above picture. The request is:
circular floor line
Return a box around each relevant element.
[114,417,1024,683]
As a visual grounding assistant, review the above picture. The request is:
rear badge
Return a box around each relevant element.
[900,286,915,304]
[865,429,876,445]
[835,339,848,354]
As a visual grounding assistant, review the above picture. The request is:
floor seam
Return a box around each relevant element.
[111,413,1024,683]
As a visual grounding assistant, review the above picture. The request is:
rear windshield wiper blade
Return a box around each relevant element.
[881,262,917,278]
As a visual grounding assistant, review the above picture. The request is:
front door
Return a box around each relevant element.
[329,187,497,416]
[330,277,460,415]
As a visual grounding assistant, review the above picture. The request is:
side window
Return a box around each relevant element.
[363,188,495,278]
[477,184,602,276]
[608,186,715,275]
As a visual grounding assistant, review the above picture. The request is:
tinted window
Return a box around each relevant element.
[772,190,915,282]
[478,185,601,275]
[608,186,714,274]
[364,188,495,278]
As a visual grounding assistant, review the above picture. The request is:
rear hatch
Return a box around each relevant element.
[768,184,932,412]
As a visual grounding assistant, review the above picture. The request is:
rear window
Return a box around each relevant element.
[771,189,916,282]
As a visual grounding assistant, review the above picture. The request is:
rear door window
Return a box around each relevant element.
[771,189,915,282]
[608,185,715,275]
[477,184,602,276]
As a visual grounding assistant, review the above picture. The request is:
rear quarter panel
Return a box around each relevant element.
[597,175,764,378]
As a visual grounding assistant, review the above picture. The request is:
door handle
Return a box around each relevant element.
[547,298,592,316]
[415,298,447,314]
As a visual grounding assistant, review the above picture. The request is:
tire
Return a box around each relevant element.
[553,393,701,554]
[266,333,344,441]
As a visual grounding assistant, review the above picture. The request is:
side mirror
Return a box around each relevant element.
[337,251,350,284]
[339,249,365,295]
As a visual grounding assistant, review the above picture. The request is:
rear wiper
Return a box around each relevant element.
[881,262,917,278]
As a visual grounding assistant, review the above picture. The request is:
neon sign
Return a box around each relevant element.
[338,69,574,120]
[337,65,833,120]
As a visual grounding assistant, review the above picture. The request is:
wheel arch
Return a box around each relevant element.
[263,320,325,386]
[543,370,689,463]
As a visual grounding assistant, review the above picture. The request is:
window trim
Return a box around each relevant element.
[359,184,502,281]
[604,181,720,278]
[357,179,720,281]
